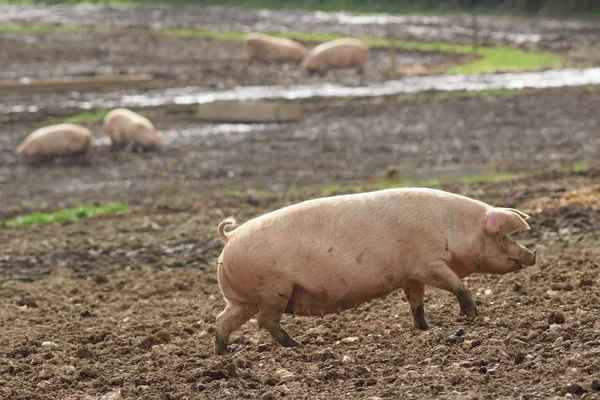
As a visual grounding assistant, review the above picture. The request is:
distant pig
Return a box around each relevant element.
[301,38,369,76]
[16,123,94,161]
[244,33,307,64]
[103,108,164,152]
[214,188,537,354]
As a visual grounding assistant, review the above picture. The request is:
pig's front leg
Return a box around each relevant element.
[417,260,478,318]
[404,284,429,330]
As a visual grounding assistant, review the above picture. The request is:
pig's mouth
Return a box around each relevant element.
[509,248,537,271]
[508,258,524,271]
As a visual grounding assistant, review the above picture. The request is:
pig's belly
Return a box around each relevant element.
[285,261,404,317]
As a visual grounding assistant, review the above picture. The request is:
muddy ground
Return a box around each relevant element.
[0,169,599,400]
[1,4,599,400]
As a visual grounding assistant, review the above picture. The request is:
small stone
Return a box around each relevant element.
[154,329,173,343]
[404,370,419,379]
[261,390,275,399]
[367,397,383,400]
[275,384,290,394]
[462,340,473,349]
[566,368,579,376]
[454,328,467,337]
[548,311,565,325]
[342,336,360,343]
[342,355,352,364]
[449,362,461,370]
[428,365,441,374]
[553,337,564,348]
[36,380,52,390]
[100,390,123,400]
[275,368,294,382]
[41,341,57,349]
[549,323,561,331]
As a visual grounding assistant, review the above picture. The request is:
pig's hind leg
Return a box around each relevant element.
[215,301,258,355]
[257,299,301,348]
[404,284,429,330]
[415,260,478,318]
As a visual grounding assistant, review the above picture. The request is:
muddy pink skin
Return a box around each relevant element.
[301,38,370,76]
[103,108,164,152]
[16,123,94,161]
[214,188,537,354]
[244,33,307,64]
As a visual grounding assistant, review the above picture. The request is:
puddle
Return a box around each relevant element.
[3,67,599,117]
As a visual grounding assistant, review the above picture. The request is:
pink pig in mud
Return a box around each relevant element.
[214,188,537,354]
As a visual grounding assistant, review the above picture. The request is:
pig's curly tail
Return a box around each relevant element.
[217,217,237,242]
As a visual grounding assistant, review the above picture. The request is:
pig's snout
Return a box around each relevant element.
[525,248,538,266]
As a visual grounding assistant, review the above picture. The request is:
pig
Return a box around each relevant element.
[214,188,537,354]
[103,108,164,152]
[244,33,307,64]
[16,123,94,161]
[301,38,369,76]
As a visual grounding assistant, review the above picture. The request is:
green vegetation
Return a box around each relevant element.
[0,21,563,75]
[161,29,563,74]
[5,203,130,227]
[571,161,591,173]
[0,24,90,34]
[61,109,109,124]
[3,0,599,19]
[322,171,519,196]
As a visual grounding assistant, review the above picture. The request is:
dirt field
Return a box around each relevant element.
[1,4,599,400]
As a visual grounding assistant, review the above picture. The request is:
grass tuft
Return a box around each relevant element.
[61,109,109,124]
[5,203,130,227]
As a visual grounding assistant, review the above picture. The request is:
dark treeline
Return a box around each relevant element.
[10,0,600,17]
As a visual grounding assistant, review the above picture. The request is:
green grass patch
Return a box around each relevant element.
[61,109,109,124]
[5,202,130,227]
[448,46,562,74]
[322,172,519,196]
[571,161,591,173]
[160,28,563,74]
[0,24,90,34]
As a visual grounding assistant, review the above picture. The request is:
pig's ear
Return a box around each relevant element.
[485,208,531,235]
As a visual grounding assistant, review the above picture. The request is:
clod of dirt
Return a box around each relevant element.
[591,379,600,391]
[154,329,173,343]
[446,328,472,343]
[16,298,38,308]
[275,368,295,382]
[99,390,123,400]
[565,383,586,395]
[92,274,109,284]
[78,366,98,380]
[75,346,95,359]
[548,311,566,325]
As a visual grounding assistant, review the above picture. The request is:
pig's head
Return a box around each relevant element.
[471,208,537,274]
[135,123,164,151]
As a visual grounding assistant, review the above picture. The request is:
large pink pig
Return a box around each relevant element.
[214,188,537,354]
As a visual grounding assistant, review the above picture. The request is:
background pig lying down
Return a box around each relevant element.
[215,188,537,355]
[16,123,93,161]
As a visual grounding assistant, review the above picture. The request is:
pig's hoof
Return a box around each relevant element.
[214,340,228,355]
[282,336,301,348]
[415,320,430,330]
[460,306,478,319]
